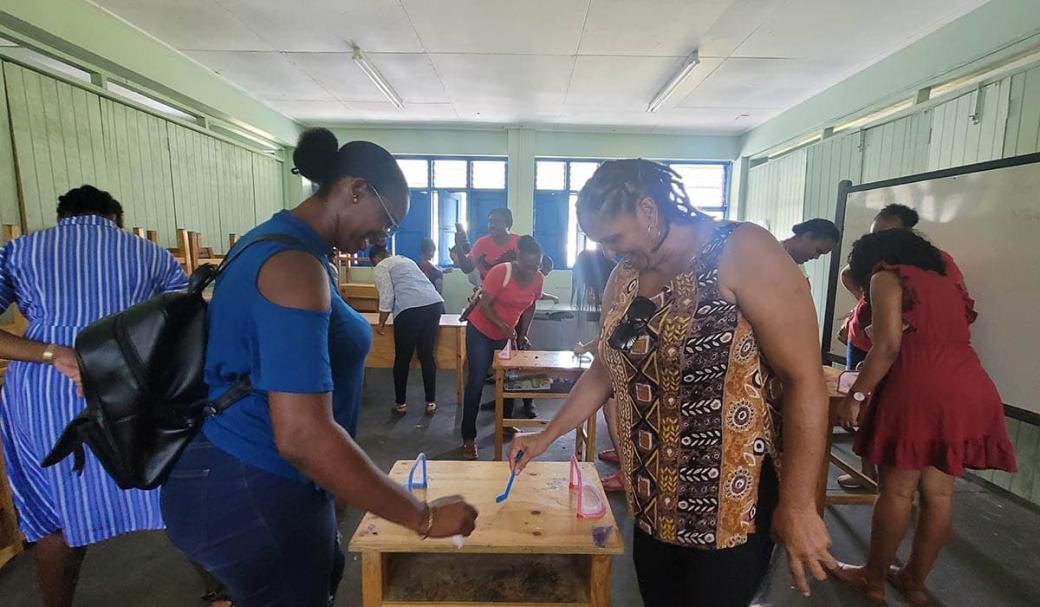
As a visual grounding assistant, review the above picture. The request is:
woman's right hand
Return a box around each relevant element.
[508,432,551,474]
[52,346,84,396]
[426,495,479,538]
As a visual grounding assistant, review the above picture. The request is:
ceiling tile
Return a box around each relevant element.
[183,51,331,101]
[344,102,460,123]
[286,52,448,104]
[733,0,988,61]
[578,0,731,56]
[266,99,353,122]
[696,0,787,57]
[401,0,588,54]
[565,56,687,111]
[679,57,845,109]
[96,0,273,51]
[214,0,424,53]
[431,54,574,115]
[652,106,777,132]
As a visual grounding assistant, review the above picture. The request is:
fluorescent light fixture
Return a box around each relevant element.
[647,50,700,113]
[767,133,821,160]
[353,46,403,109]
[833,98,913,134]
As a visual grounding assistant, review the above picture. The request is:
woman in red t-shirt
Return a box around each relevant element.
[461,236,544,460]
[457,207,521,282]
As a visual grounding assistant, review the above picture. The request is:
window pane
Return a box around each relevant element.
[536,160,566,190]
[433,159,467,188]
[107,82,196,121]
[670,164,726,209]
[471,160,506,189]
[568,162,600,193]
[4,47,92,82]
[397,159,429,188]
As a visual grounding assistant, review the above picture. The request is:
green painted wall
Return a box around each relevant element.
[740,0,1040,158]
[0,0,300,144]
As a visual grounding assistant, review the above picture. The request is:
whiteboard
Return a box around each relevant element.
[827,155,1040,414]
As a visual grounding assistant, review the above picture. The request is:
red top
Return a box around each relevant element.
[469,234,521,280]
[468,262,543,340]
[853,264,1015,475]
[848,248,964,351]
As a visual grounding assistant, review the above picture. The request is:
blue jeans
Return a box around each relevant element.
[462,324,512,441]
[847,343,867,369]
[160,433,344,607]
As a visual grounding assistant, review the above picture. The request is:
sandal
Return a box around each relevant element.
[598,449,619,463]
[601,472,624,492]
[392,403,407,415]
[833,563,886,604]
[887,566,929,605]
[461,441,478,460]
[425,402,437,415]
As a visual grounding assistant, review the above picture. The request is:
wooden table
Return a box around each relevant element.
[349,460,624,607]
[819,366,879,511]
[493,351,596,462]
[342,282,379,312]
[363,313,466,407]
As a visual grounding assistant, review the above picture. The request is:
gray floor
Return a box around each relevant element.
[1,369,1038,606]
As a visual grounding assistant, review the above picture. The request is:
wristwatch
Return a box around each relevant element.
[852,390,870,402]
[42,344,56,365]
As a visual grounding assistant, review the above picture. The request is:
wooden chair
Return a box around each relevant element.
[132,227,159,244]
[168,228,194,274]
[189,232,225,267]
[2,224,22,241]
[228,233,238,249]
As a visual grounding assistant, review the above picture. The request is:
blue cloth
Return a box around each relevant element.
[202,210,371,482]
[162,432,344,607]
[0,215,187,546]
[847,343,867,370]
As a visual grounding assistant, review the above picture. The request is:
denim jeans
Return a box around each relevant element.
[461,323,515,441]
[160,433,344,607]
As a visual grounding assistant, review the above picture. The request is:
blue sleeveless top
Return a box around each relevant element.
[202,210,371,482]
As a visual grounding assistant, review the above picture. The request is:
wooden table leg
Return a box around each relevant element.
[589,554,611,607]
[494,367,504,461]
[361,551,387,607]
[586,410,597,463]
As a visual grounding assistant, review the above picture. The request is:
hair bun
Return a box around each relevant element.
[293,128,339,184]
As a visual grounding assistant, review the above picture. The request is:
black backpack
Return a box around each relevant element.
[42,233,306,490]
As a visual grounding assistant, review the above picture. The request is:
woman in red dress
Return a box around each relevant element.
[834,229,1016,604]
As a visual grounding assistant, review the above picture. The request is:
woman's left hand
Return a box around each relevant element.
[376,325,387,335]
[772,504,837,597]
[516,335,531,350]
[835,396,861,432]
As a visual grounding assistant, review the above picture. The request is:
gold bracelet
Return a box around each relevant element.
[41,344,56,365]
[417,503,434,539]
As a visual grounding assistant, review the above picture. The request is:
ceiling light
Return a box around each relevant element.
[647,50,700,113]
[767,133,822,159]
[352,46,403,109]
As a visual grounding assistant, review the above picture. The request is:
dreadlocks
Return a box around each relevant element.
[575,159,710,224]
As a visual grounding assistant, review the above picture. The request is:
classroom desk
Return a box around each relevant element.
[492,351,596,462]
[363,313,466,406]
[820,366,879,511]
[349,459,624,607]
[341,282,379,312]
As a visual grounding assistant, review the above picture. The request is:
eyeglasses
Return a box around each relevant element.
[368,184,400,236]
[608,295,656,351]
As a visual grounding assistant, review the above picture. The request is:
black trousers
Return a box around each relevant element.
[392,302,443,403]
[633,460,779,607]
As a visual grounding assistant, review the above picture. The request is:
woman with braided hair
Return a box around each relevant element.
[510,159,835,606]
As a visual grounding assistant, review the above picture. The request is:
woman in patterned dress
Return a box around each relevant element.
[511,160,836,606]
[0,186,188,607]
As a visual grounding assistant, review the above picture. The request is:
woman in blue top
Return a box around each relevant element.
[160,129,478,607]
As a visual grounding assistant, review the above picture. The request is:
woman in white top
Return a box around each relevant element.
[371,246,445,415]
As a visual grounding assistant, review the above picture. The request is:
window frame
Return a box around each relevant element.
[534,158,731,268]
[393,155,509,267]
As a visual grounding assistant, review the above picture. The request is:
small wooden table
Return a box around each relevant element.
[363,313,466,407]
[349,460,624,607]
[342,282,379,312]
[492,351,596,462]
[819,366,879,511]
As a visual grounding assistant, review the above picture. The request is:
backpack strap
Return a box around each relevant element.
[204,376,253,417]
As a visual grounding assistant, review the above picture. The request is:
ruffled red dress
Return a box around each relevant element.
[854,264,1017,475]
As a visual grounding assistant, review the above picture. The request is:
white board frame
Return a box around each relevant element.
[823,152,1040,424]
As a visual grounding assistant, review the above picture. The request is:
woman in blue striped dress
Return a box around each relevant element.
[0,185,188,607]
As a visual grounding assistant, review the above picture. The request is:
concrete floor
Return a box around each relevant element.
[1,368,1038,606]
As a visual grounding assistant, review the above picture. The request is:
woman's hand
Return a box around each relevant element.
[516,335,530,350]
[772,504,837,597]
[375,324,387,335]
[835,395,861,432]
[52,346,83,396]
[426,495,479,538]
[508,432,552,474]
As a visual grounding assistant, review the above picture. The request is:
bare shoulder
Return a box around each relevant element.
[869,270,903,293]
[724,222,786,261]
[257,250,331,311]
